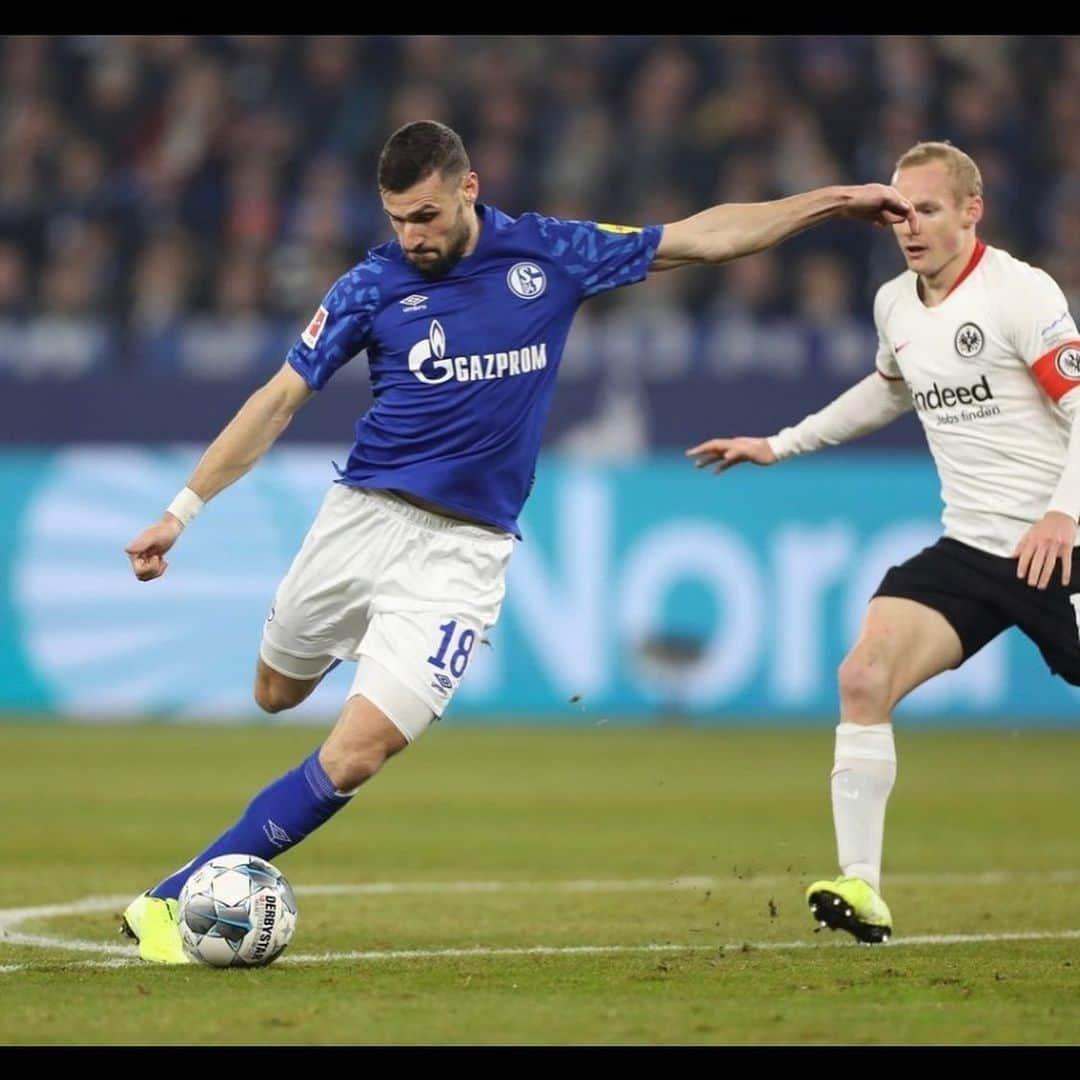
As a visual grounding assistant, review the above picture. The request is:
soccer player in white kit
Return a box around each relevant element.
[688,141,1080,944]
[119,121,917,963]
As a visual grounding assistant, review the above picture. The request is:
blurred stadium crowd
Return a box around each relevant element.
[0,35,1077,396]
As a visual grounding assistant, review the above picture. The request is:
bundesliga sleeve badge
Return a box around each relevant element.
[301,305,329,349]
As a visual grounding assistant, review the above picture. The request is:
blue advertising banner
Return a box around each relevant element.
[2,447,1077,724]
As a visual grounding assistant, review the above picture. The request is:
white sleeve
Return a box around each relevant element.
[994,263,1080,517]
[767,373,913,461]
[1000,265,1079,367]
[998,264,1080,406]
[768,288,911,460]
[870,283,907,381]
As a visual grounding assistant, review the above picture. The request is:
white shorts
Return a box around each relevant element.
[260,484,514,725]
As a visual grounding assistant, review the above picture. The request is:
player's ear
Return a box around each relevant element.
[966,195,984,226]
[462,170,479,204]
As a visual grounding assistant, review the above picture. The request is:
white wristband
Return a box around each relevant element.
[166,486,205,528]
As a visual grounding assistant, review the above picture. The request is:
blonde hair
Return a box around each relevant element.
[893,141,983,203]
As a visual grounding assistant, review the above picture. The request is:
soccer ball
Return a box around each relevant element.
[177,854,298,968]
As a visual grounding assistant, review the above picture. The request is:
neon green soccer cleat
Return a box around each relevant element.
[120,894,192,965]
[806,876,893,944]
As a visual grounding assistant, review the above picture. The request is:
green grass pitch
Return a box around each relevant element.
[0,721,1077,1045]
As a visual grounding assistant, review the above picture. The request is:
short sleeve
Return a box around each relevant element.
[533,216,663,300]
[1001,266,1080,402]
[286,266,380,391]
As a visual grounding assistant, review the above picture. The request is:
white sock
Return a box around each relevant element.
[830,722,896,895]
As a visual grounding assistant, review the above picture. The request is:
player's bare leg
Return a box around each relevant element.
[808,597,963,942]
[839,597,964,728]
[254,657,334,714]
[317,689,410,793]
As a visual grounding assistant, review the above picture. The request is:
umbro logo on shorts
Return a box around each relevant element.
[430,673,455,696]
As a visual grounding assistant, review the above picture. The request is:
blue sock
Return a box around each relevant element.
[149,748,352,900]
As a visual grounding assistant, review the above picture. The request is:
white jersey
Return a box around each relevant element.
[875,242,1080,557]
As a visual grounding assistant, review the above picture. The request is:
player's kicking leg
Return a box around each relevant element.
[122,488,510,963]
[121,658,426,964]
[807,595,966,944]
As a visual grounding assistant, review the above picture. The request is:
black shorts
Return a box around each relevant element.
[874,536,1080,685]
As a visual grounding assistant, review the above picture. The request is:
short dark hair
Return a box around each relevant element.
[377,121,470,192]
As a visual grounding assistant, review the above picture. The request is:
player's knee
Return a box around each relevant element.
[838,649,892,713]
[254,672,305,714]
[254,685,293,714]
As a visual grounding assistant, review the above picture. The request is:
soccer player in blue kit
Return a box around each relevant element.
[121,121,917,962]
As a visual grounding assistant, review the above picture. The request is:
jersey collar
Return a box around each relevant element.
[943,239,987,300]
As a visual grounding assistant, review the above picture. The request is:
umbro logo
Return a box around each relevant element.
[263,819,292,848]
[400,294,429,312]
[429,672,454,696]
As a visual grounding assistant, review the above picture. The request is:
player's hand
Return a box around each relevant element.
[842,184,919,233]
[124,514,184,582]
[686,436,777,474]
[1013,511,1077,590]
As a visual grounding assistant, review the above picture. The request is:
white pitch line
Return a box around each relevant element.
[278,928,1080,964]
[2,929,1080,975]
[1,871,1078,972]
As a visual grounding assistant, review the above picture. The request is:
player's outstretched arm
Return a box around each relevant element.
[686,373,913,476]
[651,185,918,271]
[124,363,313,582]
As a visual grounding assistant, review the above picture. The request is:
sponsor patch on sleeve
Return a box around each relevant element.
[301,305,329,349]
[596,223,642,234]
[1032,341,1080,400]
[1040,309,1075,346]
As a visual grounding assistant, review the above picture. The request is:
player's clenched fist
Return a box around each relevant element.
[124,515,183,581]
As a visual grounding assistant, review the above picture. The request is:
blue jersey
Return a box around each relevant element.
[287,203,663,537]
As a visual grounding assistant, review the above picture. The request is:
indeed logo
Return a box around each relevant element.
[912,373,994,411]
